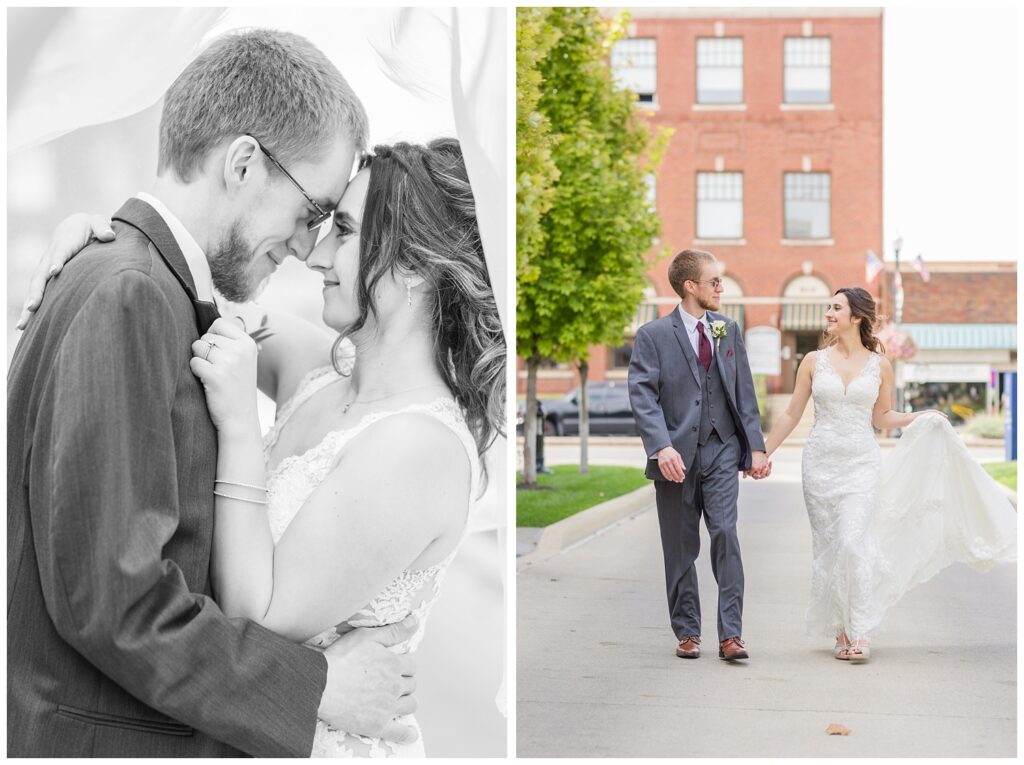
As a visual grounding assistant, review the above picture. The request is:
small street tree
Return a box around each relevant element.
[517,7,670,484]
[516,7,560,487]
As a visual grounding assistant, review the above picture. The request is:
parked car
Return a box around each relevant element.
[516,381,638,436]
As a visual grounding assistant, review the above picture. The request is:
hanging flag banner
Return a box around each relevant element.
[913,253,931,283]
[865,249,884,283]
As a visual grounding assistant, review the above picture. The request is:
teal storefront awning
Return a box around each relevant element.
[781,303,827,331]
[719,303,744,332]
[627,302,660,335]
[902,323,1017,350]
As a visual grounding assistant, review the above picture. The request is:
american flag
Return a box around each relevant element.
[865,249,884,283]
[913,254,931,283]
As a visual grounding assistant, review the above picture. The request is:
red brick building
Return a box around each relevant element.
[519,7,884,396]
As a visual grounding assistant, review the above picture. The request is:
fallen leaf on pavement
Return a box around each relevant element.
[826,724,851,736]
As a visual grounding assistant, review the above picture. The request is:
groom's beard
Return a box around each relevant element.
[696,294,720,312]
[209,223,256,303]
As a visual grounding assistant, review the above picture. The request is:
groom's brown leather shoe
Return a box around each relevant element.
[718,636,749,661]
[676,636,701,658]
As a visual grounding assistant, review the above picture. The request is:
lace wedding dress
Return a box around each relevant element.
[801,348,1016,640]
[263,366,479,757]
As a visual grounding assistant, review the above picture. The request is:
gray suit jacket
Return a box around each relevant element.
[7,199,326,757]
[627,308,766,480]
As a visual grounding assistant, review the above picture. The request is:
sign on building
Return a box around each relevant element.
[745,326,782,376]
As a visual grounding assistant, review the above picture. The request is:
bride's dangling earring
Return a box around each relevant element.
[405,277,413,307]
[331,335,353,377]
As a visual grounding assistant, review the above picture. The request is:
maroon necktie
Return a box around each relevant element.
[698,323,712,371]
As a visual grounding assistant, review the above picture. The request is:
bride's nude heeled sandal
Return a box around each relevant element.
[833,633,852,660]
[847,638,870,662]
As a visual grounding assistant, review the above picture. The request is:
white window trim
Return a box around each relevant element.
[693,103,747,112]
[780,103,835,111]
[693,238,748,246]
[780,238,835,246]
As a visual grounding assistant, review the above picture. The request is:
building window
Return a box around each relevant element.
[784,172,831,239]
[611,38,657,104]
[696,172,743,239]
[696,38,743,104]
[609,342,635,369]
[644,173,657,211]
[784,37,831,104]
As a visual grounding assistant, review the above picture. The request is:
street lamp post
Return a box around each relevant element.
[892,236,905,413]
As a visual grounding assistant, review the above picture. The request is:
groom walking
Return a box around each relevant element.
[628,249,769,661]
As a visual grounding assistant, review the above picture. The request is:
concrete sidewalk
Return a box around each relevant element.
[517,477,1017,757]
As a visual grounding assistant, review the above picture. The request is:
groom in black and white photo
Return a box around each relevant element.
[628,249,769,662]
[7,29,416,757]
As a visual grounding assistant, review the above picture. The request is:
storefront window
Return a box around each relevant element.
[905,381,985,424]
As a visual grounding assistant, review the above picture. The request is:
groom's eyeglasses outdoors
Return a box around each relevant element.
[251,137,333,235]
[688,278,723,289]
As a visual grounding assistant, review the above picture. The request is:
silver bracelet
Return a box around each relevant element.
[213,489,268,505]
[215,479,268,492]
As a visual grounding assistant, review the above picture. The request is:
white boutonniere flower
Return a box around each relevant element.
[710,320,728,352]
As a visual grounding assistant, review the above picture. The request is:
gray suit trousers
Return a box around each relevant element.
[654,432,744,642]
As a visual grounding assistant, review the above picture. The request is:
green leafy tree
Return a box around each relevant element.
[516,7,560,486]
[517,7,671,485]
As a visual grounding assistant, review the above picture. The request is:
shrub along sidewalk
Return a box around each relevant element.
[516,465,648,527]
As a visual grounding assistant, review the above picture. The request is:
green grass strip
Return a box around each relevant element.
[982,461,1017,492]
[516,464,648,527]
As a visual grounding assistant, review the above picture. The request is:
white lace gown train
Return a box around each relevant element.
[801,349,1015,639]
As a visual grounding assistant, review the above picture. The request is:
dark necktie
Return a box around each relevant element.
[194,300,220,335]
[698,323,712,372]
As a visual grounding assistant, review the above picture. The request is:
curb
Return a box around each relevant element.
[517,436,1007,448]
[517,484,655,570]
[996,482,1018,509]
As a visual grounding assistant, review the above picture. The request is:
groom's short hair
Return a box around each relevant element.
[157,29,368,182]
[668,249,715,297]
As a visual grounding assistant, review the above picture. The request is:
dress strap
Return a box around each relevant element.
[264,365,342,455]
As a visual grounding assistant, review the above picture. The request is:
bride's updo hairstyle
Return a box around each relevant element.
[823,287,886,356]
[343,138,505,486]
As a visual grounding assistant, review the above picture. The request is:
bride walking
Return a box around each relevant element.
[762,287,1015,661]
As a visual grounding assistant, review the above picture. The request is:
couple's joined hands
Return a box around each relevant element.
[657,446,771,482]
[744,451,772,480]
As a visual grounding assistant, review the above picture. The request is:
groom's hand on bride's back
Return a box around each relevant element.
[318,614,420,744]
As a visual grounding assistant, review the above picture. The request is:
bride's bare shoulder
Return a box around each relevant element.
[800,350,820,371]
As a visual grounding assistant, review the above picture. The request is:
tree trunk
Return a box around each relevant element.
[578,359,589,475]
[522,355,540,487]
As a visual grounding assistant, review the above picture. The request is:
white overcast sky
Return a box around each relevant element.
[883,6,1018,263]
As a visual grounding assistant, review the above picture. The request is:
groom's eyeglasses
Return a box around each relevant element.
[688,278,723,289]
[252,138,333,233]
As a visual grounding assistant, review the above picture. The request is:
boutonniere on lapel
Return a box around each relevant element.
[710,320,728,353]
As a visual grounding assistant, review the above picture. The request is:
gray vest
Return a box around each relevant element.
[698,353,737,446]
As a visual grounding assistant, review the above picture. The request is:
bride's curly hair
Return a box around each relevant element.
[336,138,505,489]
[821,287,886,355]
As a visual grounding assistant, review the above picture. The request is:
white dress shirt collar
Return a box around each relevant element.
[677,304,709,334]
[135,192,214,302]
